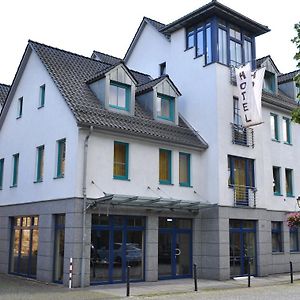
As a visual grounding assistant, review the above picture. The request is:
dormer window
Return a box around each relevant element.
[109,81,131,111]
[157,94,175,121]
[263,71,276,93]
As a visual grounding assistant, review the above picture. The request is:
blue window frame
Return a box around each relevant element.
[218,27,227,64]
[272,221,283,253]
[11,153,19,187]
[270,113,279,142]
[109,81,131,111]
[159,149,172,185]
[179,152,191,187]
[113,142,129,180]
[39,84,45,108]
[273,166,281,196]
[9,216,39,278]
[35,145,44,183]
[0,158,4,190]
[186,22,212,64]
[56,139,66,178]
[157,94,175,121]
[17,97,23,118]
[53,214,65,283]
[285,168,294,197]
[282,117,291,144]
[290,227,299,252]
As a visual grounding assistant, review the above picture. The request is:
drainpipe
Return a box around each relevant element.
[80,126,93,288]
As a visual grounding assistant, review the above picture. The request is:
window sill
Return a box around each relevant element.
[290,251,300,254]
[16,116,22,120]
[273,193,283,196]
[10,185,17,188]
[271,138,280,143]
[54,175,64,180]
[284,142,292,146]
[159,182,173,186]
[109,104,129,112]
[193,54,204,60]
[37,105,44,110]
[184,47,194,52]
[113,176,130,181]
[34,180,43,184]
[179,183,193,188]
[286,194,295,198]
[272,251,284,255]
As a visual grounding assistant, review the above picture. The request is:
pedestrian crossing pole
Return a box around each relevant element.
[69,257,73,289]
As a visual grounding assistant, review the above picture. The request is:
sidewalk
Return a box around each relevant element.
[88,273,300,298]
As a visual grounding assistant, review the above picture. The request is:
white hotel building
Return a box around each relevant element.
[0,0,300,287]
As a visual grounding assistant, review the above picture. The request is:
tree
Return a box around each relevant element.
[291,22,300,123]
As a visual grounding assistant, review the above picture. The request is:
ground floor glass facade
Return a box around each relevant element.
[10,216,39,278]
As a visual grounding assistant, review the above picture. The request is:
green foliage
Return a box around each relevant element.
[291,22,300,123]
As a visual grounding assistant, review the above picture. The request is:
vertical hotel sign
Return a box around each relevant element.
[235,63,265,127]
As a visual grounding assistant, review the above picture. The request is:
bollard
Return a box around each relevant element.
[290,261,294,284]
[69,257,73,289]
[193,263,198,292]
[126,265,131,297]
[247,257,251,288]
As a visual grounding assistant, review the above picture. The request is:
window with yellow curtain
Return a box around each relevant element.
[179,152,190,186]
[159,149,171,184]
[114,142,128,179]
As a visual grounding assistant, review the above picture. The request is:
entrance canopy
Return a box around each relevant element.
[86,194,213,213]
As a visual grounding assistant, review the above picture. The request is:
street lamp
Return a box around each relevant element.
[296,196,300,209]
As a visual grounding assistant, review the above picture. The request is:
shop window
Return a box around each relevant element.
[272,221,283,253]
[54,214,65,283]
[10,216,39,278]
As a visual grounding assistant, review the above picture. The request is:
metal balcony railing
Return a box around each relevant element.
[231,123,254,148]
[230,185,257,208]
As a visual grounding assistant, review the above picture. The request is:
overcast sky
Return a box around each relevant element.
[0,0,299,84]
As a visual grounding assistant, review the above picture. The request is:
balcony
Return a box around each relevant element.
[230,185,257,207]
[231,123,254,148]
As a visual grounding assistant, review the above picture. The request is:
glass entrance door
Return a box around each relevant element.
[230,220,257,277]
[158,218,192,279]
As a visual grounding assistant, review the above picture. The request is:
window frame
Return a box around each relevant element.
[11,153,19,187]
[113,141,129,180]
[39,84,46,108]
[263,71,276,94]
[179,152,191,187]
[159,149,172,185]
[35,145,45,183]
[285,168,294,197]
[273,166,281,196]
[55,139,66,179]
[157,93,175,122]
[17,97,23,119]
[109,80,131,111]
[0,158,4,190]
[282,117,291,145]
[270,113,279,142]
[271,221,283,253]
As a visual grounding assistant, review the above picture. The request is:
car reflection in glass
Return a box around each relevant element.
[91,243,142,265]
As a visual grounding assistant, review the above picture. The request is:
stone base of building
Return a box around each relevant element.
[0,199,299,287]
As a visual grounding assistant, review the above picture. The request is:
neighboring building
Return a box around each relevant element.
[0,0,300,289]
[125,0,300,280]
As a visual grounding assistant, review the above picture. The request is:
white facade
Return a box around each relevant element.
[126,21,300,212]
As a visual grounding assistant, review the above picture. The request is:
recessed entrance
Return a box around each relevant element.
[90,215,145,284]
[158,217,192,279]
[229,219,257,277]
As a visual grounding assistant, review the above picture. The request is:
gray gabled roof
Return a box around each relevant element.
[136,75,181,96]
[0,83,10,108]
[144,17,166,32]
[92,51,121,65]
[256,55,280,74]
[262,90,297,111]
[278,70,300,84]
[28,41,207,150]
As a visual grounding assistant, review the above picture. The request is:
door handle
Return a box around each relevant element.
[175,248,181,256]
